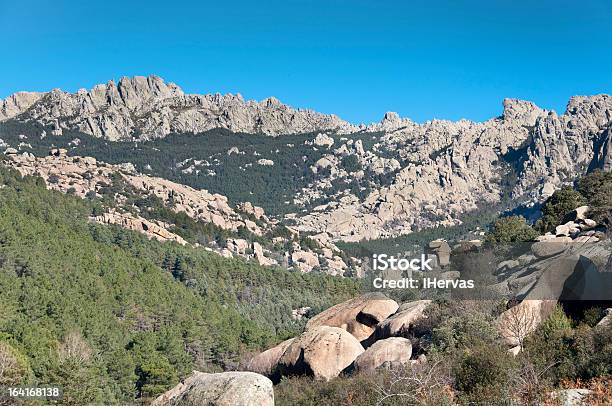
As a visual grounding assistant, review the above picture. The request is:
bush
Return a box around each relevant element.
[275,362,454,406]
[0,341,30,386]
[340,154,362,173]
[486,215,538,243]
[454,344,517,404]
[536,187,587,233]
[577,170,612,229]
[274,374,382,406]
[523,315,612,384]
[540,305,573,340]
[410,301,500,355]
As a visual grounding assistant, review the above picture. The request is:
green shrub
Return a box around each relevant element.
[275,374,381,406]
[454,344,517,404]
[577,170,612,228]
[523,313,612,384]
[486,215,538,243]
[536,187,587,232]
[340,154,362,173]
[582,307,606,328]
[0,341,30,386]
[540,305,573,340]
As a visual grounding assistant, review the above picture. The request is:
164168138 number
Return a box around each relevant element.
[3,386,62,400]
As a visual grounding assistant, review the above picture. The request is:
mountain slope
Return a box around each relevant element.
[1,76,611,242]
[0,75,356,140]
[0,166,360,403]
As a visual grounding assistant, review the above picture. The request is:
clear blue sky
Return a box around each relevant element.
[1,0,611,123]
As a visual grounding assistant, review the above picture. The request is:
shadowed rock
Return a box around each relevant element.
[245,338,295,377]
[353,337,413,373]
[364,300,431,346]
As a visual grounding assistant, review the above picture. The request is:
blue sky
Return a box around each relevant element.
[1,0,611,123]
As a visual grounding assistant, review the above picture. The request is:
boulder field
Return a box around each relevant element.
[247,293,430,382]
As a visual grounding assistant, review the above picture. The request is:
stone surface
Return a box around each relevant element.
[563,206,590,223]
[552,389,593,406]
[596,308,612,327]
[427,240,451,266]
[277,326,364,381]
[306,293,399,341]
[353,337,412,372]
[290,250,320,273]
[245,338,295,377]
[531,240,570,258]
[150,371,274,406]
[368,300,431,342]
[93,210,187,245]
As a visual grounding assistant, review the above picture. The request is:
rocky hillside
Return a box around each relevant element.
[2,148,359,276]
[295,97,612,241]
[1,76,611,243]
[0,75,356,140]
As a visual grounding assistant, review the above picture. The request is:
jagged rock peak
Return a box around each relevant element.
[0,75,358,140]
[566,94,612,114]
[502,98,545,125]
[0,91,44,120]
[383,111,401,123]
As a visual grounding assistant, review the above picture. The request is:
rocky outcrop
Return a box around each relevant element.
[250,299,434,381]
[495,219,611,347]
[427,240,451,267]
[0,75,357,140]
[551,388,593,406]
[515,95,612,197]
[367,300,431,342]
[0,92,43,120]
[276,326,364,381]
[93,210,187,245]
[306,293,399,341]
[295,96,612,241]
[353,337,412,373]
[4,151,267,235]
[1,150,358,276]
[3,77,611,245]
[150,371,274,406]
[245,338,295,377]
[597,308,612,327]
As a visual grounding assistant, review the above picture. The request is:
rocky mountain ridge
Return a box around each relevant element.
[294,97,612,240]
[2,76,611,242]
[0,75,358,140]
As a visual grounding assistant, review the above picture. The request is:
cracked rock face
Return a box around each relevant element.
[0,75,357,140]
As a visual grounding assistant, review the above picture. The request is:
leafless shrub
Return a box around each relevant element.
[374,360,453,406]
[512,357,558,406]
[499,300,555,349]
[58,331,93,364]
